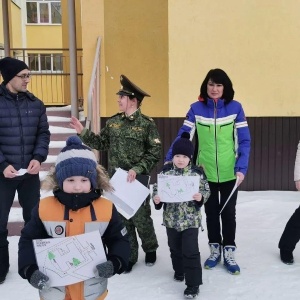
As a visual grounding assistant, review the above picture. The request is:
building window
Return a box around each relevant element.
[26,1,61,24]
[28,53,63,72]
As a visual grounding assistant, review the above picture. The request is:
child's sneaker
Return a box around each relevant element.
[184,286,199,299]
[174,272,184,282]
[204,243,221,269]
[280,249,294,265]
[223,246,240,275]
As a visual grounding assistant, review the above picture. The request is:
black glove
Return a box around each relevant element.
[95,257,122,278]
[193,199,204,210]
[29,270,50,290]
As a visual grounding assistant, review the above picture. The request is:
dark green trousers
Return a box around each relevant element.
[120,198,158,263]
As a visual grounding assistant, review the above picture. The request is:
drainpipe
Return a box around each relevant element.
[2,0,11,56]
[67,0,78,118]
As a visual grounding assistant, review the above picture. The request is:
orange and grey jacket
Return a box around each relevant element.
[18,195,129,300]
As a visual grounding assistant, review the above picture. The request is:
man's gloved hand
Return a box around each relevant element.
[29,270,50,290]
[95,261,114,278]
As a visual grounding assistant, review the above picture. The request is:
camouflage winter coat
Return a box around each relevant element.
[79,108,162,176]
[152,163,210,232]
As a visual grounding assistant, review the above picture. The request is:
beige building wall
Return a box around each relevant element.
[168,0,300,117]
[26,23,63,103]
[0,1,22,52]
[80,0,300,118]
[3,1,298,116]
[26,26,62,48]
[102,0,169,117]
[80,0,106,115]
[9,1,22,48]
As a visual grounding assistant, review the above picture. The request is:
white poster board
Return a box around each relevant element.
[33,230,106,287]
[157,174,199,203]
[103,168,150,219]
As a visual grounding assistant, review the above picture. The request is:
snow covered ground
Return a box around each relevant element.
[3,190,300,300]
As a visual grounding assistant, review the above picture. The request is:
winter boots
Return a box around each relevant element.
[223,246,240,275]
[173,272,184,282]
[145,251,156,266]
[125,250,157,273]
[280,249,294,265]
[204,243,221,269]
[204,243,240,274]
[124,261,136,273]
[0,246,9,284]
[184,285,199,299]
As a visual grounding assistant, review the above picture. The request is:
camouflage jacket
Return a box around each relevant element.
[80,108,162,176]
[152,163,210,232]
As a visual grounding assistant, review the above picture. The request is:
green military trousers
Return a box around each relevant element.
[120,197,159,264]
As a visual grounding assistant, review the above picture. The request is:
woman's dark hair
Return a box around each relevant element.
[199,68,234,102]
[128,95,142,108]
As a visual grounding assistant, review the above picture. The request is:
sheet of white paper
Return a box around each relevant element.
[17,168,27,176]
[103,168,150,219]
[157,174,200,203]
[33,231,106,287]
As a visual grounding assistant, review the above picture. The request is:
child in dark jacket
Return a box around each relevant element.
[152,132,210,299]
[18,136,130,300]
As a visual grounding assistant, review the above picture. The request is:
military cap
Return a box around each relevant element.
[116,74,150,102]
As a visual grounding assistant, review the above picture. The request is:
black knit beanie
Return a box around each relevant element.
[172,132,194,159]
[0,57,29,84]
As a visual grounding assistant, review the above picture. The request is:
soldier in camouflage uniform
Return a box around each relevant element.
[152,132,210,299]
[70,74,162,273]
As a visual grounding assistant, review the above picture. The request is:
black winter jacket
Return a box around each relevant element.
[0,83,50,174]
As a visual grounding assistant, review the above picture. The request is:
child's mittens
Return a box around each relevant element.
[29,270,50,290]
[96,261,114,278]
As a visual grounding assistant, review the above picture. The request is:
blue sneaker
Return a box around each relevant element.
[204,243,221,269]
[223,246,240,275]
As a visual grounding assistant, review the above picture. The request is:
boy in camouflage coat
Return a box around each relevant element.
[153,132,210,299]
[70,75,162,273]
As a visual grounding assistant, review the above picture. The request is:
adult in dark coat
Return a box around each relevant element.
[0,57,50,283]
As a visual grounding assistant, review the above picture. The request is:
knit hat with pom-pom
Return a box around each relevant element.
[55,136,97,189]
[172,132,194,159]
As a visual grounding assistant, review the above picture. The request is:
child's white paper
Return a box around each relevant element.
[33,230,106,287]
[103,168,150,219]
[157,174,200,203]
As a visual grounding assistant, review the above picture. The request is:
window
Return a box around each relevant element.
[28,53,63,72]
[26,1,61,24]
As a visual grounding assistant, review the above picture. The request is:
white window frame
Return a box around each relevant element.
[28,53,63,73]
[26,0,61,25]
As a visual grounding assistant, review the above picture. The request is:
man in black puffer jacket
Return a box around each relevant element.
[0,57,50,284]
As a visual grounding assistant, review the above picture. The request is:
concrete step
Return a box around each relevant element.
[8,222,24,236]
[46,106,71,118]
[48,147,62,156]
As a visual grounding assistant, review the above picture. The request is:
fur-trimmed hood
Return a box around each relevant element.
[41,164,113,192]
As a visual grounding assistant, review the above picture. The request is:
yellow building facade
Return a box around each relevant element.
[1,0,300,117]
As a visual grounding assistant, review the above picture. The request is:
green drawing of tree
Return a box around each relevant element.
[48,251,55,260]
[73,257,81,266]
